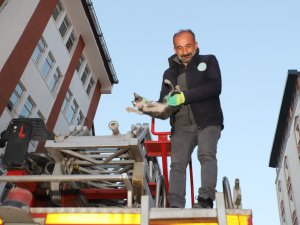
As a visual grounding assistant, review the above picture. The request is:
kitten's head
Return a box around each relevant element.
[133,93,143,102]
[132,92,146,107]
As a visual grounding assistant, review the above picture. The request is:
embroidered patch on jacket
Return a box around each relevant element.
[197,62,207,71]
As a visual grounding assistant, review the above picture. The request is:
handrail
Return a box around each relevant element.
[222,176,234,209]
[0,174,130,182]
[155,175,167,208]
[151,117,171,136]
[0,174,133,207]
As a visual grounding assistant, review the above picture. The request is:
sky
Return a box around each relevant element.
[92,1,300,225]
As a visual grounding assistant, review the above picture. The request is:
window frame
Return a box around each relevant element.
[75,111,84,126]
[59,15,71,38]
[76,55,85,72]
[81,65,90,85]
[40,52,55,79]
[86,77,95,96]
[66,31,76,52]
[32,37,47,64]
[37,110,46,121]
[52,0,64,21]
[19,97,35,118]
[280,200,286,223]
[292,210,298,225]
[7,82,25,112]
[48,67,62,94]
[294,115,300,158]
[66,99,79,124]
[61,90,73,113]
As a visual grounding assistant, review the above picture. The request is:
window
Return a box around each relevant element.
[76,111,84,125]
[284,156,295,203]
[278,180,282,192]
[76,55,85,72]
[40,52,55,79]
[37,110,45,121]
[49,67,62,93]
[280,200,286,223]
[81,65,90,85]
[292,210,298,225]
[61,90,72,113]
[7,83,24,112]
[294,116,300,156]
[19,97,35,118]
[32,37,47,64]
[66,99,78,124]
[66,31,75,52]
[86,78,95,95]
[284,157,288,170]
[59,15,71,38]
[52,0,64,21]
[287,176,293,201]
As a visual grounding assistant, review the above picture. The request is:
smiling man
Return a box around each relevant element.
[158,29,224,208]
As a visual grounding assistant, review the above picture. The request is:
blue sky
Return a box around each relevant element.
[93,1,300,224]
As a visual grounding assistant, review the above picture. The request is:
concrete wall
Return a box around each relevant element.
[276,96,300,225]
[0,0,38,69]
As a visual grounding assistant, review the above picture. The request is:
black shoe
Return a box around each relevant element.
[169,205,181,208]
[193,197,213,209]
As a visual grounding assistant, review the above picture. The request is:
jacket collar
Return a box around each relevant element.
[168,48,200,68]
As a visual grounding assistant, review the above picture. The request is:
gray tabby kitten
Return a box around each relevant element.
[126,79,181,120]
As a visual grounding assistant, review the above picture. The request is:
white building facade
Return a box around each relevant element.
[0,0,118,152]
[270,70,300,225]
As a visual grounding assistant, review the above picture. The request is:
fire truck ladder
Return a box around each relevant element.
[0,118,166,209]
[0,118,252,225]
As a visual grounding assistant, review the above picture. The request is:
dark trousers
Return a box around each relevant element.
[168,125,221,208]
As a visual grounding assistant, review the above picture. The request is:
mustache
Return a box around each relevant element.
[180,53,192,58]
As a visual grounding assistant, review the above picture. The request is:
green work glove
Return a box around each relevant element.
[166,92,185,106]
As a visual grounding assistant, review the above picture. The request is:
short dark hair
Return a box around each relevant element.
[173,29,196,44]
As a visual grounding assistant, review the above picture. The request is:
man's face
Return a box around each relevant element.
[173,32,198,65]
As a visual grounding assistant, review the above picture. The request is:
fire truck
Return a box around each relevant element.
[0,118,252,225]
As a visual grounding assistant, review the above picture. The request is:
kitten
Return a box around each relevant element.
[126,79,181,120]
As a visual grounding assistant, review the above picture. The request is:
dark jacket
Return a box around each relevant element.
[159,49,224,131]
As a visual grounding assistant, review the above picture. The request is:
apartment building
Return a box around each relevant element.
[0,0,118,151]
[270,70,300,225]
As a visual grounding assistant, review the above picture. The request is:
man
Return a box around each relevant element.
[159,29,224,208]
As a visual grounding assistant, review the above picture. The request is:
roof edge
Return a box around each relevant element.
[269,70,299,168]
[81,0,119,85]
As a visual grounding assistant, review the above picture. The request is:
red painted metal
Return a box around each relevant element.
[6,187,33,206]
[144,140,171,157]
[6,170,37,192]
[144,118,171,190]
[248,215,253,225]
[6,170,27,176]
[80,189,127,199]
[60,189,129,207]
[150,117,171,136]
[148,182,157,197]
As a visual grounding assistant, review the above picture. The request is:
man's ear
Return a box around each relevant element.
[195,41,199,49]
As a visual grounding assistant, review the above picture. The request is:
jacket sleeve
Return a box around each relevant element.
[158,71,171,102]
[183,55,222,104]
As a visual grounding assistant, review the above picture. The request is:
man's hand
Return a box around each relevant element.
[166,92,185,106]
